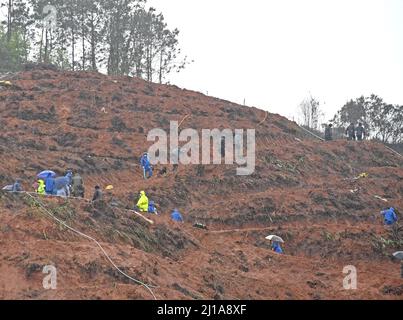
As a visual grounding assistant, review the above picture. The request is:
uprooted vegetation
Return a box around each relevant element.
[7,192,196,259]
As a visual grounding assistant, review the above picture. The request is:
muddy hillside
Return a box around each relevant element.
[0,67,402,300]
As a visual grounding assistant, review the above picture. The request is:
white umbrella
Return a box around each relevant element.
[265,235,284,243]
[2,185,13,191]
[393,251,403,260]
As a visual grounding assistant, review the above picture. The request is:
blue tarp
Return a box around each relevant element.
[54,176,70,190]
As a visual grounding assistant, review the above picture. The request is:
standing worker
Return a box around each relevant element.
[346,123,356,141]
[71,172,85,198]
[356,123,365,141]
[140,152,153,179]
[136,190,149,212]
[324,124,333,141]
[45,173,55,195]
[92,185,103,202]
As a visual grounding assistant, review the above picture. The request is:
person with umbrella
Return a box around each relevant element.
[37,170,56,180]
[45,172,56,195]
[272,241,283,254]
[39,171,56,195]
[265,235,284,254]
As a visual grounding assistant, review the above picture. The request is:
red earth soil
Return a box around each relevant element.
[0,67,402,300]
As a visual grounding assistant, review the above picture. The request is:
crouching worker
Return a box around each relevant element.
[171,209,183,222]
[37,179,45,195]
[381,207,398,226]
[272,241,283,254]
[136,191,149,212]
[12,179,23,192]
[148,200,158,215]
[4,179,23,192]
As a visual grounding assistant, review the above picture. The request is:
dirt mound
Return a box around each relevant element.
[0,69,402,300]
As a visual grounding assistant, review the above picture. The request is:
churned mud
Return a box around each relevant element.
[0,68,402,299]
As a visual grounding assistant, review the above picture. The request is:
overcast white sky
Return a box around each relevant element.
[148,0,403,122]
[1,0,402,122]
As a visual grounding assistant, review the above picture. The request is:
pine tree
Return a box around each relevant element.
[0,0,190,80]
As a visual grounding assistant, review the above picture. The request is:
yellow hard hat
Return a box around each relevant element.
[105,185,114,190]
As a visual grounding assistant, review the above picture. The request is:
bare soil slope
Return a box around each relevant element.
[0,68,402,300]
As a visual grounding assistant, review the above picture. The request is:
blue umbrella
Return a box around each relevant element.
[37,170,56,179]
